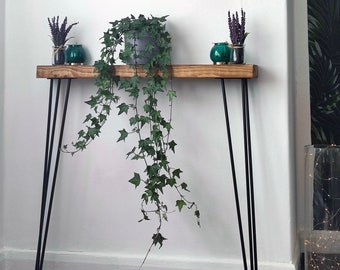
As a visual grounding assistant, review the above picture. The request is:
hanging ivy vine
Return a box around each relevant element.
[64,14,200,267]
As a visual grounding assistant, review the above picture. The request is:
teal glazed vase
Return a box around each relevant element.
[66,44,86,65]
[210,42,230,65]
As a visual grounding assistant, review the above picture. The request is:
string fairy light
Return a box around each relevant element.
[304,145,340,270]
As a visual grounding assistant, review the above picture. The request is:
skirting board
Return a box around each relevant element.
[0,248,297,270]
[0,250,5,270]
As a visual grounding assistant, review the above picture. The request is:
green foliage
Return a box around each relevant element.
[308,0,340,144]
[64,14,199,268]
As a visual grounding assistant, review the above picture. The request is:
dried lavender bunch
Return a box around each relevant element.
[228,9,249,45]
[48,16,78,47]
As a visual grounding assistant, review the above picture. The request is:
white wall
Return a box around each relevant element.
[292,0,311,236]
[0,0,5,262]
[3,1,298,270]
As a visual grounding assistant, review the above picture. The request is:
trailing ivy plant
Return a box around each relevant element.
[64,14,199,266]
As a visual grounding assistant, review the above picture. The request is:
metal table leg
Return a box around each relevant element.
[241,78,258,270]
[220,78,257,270]
[34,76,257,270]
[35,78,72,270]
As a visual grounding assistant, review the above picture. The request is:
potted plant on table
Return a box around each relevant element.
[227,9,249,64]
[64,14,200,268]
[48,16,78,65]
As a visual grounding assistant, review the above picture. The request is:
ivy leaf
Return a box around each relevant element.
[139,138,155,156]
[146,163,160,177]
[173,168,182,179]
[73,140,86,150]
[88,127,100,139]
[126,147,136,159]
[117,102,129,115]
[176,200,187,212]
[181,182,189,191]
[103,104,111,114]
[143,104,152,113]
[161,120,172,133]
[141,193,149,204]
[166,178,176,187]
[129,173,141,188]
[140,115,150,127]
[161,203,168,212]
[77,129,85,139]
[138,210,150,222]
[83,113,92,123]
[195,210,200,218]
[129,115,139,126]
[167,90,177,101]
[85,96,99,108]
[152,233,167,248]
[98,113,107,122]
[195,210,201,226]
[90,117,99,126]
[117,129,128,142]
[168,140,177,153]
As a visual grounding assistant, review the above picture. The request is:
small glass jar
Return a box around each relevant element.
[52,46,66,65]
[66,44,86,65]
[229,44,245,64]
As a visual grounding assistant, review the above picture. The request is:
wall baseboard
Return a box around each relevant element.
[0,248,297,270]
[0,249,5,270]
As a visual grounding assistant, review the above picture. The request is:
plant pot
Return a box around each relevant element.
[303,145,340,270]
[124,33,159,65]
[229,44,245,64]
[52,46,66,65]
[66,44,86,65]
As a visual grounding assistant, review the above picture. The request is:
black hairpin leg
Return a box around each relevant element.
[221,78,248,270]
[35,78,72,270]
[241,78,257,270]
[220,78,257,270]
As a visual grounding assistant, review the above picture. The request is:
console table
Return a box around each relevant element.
[35,64,258,270]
